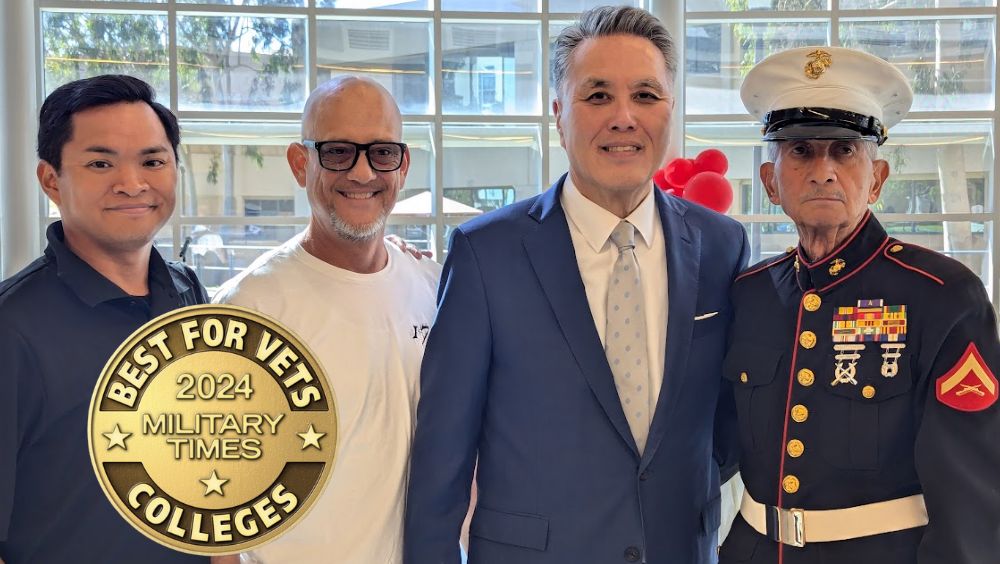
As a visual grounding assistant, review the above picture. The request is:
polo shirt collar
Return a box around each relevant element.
[45,221,179,307]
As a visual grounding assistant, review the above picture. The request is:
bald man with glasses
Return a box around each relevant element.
[212,76,442,564]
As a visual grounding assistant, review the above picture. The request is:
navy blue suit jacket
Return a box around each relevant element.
[405,177,749,564]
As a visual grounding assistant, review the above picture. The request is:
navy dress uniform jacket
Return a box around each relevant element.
[404,177,749,564]
[719,212,1000,564]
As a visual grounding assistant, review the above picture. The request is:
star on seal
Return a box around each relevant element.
[103,424,131,451]
[200,470,229,497]
[298,425,326,450]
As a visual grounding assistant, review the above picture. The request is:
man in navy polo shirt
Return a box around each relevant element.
[0,75,208,563]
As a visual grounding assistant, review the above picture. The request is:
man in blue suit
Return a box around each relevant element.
[404,6,749,563]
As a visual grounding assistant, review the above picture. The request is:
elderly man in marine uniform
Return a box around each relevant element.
[718,46,1000,564]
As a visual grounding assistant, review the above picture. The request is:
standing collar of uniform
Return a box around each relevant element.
[794,211,890,293]
[560,174,658,253]
[44,221,181,307]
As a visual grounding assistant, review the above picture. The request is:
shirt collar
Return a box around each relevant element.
[45,221,179,307]
[561,175,658,253]
[794,211,890,293]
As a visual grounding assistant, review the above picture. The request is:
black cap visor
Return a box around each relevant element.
[762,107,887,145]
[763,123,881,143]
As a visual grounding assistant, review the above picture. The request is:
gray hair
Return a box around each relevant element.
[765,140,878,163]
[550,6,676,99]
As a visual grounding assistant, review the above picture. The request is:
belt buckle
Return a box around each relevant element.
[769,506,806,548]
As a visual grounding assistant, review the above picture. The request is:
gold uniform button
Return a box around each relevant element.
[786,246,796,253]
[797,369,815,387]
[787,439,805,458]
[791,404,809,422]
[740,372,749,383]
[890,244,904,253]
[803,294,822,312]
[782,475,800,494]
[862,385,876,399]
[799,331,817,349]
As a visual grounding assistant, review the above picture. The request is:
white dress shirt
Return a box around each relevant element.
[560,175,669,416]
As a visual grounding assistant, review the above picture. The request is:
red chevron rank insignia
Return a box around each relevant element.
[936,342,998,412]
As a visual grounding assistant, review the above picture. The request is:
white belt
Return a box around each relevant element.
[739,490,928,547]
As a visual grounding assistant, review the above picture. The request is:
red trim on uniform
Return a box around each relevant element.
[798,210,872,269]
[775,297,807,564]
[883,244,945,286]
[816,237,890,293]
[735,252,796,282]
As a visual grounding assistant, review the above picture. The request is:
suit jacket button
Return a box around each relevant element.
[625,546,641,562]
[639,470,651,481]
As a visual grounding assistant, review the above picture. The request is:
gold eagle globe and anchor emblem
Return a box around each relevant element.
[805,49,833,79]
[829,258,847,276]
[88,304,338,556]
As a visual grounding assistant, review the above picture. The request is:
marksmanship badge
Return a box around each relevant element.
[89,305,337,555]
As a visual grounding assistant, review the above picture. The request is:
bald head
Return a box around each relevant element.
[288,75,410,253]
[301,76,402,140]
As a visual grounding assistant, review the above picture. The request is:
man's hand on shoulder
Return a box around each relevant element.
[385,234,433,260]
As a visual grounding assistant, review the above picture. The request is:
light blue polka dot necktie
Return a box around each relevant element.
[606,220,650,454]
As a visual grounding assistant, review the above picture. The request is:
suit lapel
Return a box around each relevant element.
[641,193,701,469]
[523,178,640,457]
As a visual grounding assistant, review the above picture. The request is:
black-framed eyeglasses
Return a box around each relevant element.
[302,140,407,172]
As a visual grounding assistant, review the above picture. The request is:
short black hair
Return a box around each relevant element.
[37,75,180,171]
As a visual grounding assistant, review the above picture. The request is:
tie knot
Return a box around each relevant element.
[610,221,636,252]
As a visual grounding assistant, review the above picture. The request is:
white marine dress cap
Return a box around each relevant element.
[740,46,913,145]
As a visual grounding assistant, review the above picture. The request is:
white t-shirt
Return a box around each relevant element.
[213,234,441,564]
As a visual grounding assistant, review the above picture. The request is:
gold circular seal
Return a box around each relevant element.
[88,304,337,556]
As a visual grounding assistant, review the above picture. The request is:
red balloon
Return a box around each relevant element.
[683,171,733,213]
[653,168,669,191]
[663,158,696,188]
[694,149,729,175]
